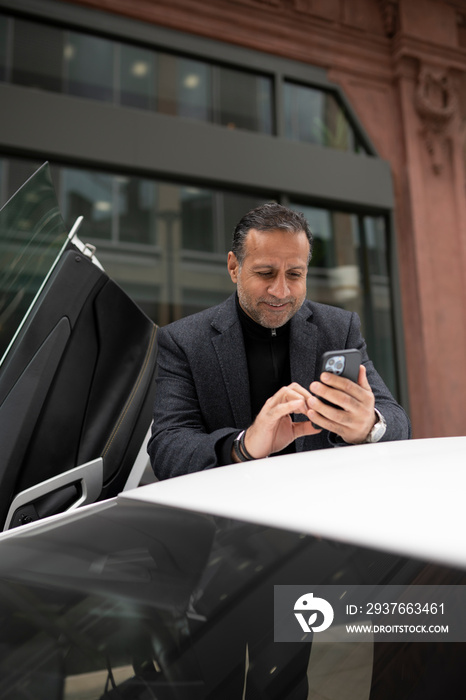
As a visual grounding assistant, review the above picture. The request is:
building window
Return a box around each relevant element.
[12,18,64,93]
[284,81,367,153]
[118,176,158,246]
[2,11,375,150]
[0,13,274,136]
[361,214,396,393]
[61,169,114,240]
[217,66,273,133]
[64,31,115,102]
[156,54,211,121]
[119,43,156,111]
[1,11,385,147]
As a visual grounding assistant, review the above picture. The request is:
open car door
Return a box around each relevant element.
[0,163,158,530]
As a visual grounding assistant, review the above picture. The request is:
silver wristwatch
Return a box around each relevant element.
[364,408,387,443]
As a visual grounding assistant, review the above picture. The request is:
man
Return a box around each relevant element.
[148,203,410,479]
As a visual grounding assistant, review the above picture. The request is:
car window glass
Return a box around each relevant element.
[0,163,68,365]
[0,500,465,699]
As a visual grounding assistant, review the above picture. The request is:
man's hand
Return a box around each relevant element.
[235,382,322,461]
[307,365,376,444]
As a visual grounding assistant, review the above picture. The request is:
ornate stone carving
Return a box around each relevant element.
[377,0,399,37]
[414,66,457,174]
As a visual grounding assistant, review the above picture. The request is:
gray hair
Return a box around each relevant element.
[231,202,313,264]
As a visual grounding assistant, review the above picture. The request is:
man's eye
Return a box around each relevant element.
[257,271,273,277]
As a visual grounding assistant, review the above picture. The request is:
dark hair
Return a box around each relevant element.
[231,202,313,264]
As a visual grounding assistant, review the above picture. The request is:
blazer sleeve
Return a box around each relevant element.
[343,311,411,443]
[147,326,238,480]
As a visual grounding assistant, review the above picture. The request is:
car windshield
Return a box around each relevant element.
[0,498,465,700]
[0,163,69,365]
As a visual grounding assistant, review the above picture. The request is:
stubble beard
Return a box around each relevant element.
[237,284,305,329]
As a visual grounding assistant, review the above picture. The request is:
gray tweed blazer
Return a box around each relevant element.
[148,294,410,479]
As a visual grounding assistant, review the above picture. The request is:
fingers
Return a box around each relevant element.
[357,364,371,390]
[306,397,351,432]
[308,365,376,443]
[262,382,311,414]
[310,366,370,407]
[292,418,322,439]
[245,383,320,459]
[309,376,367,412]
[276,382,313,402]
[241,366,377,460]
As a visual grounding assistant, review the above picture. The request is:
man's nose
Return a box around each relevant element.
[268,274,289,298]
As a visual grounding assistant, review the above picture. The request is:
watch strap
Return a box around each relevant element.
[364,408,387,443]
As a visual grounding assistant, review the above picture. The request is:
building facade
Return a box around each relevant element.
[1,0,465,439]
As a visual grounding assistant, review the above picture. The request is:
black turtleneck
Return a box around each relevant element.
[216,294,293,465]
[235,294,291,418]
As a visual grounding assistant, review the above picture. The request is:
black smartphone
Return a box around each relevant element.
[311,348,362,428]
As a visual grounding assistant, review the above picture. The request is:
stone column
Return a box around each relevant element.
[392,0,466,437]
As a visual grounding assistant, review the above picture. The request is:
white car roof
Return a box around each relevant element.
[121,436,466,570]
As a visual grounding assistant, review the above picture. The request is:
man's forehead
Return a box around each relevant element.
[243,227,309,259]
[245,226,306,239]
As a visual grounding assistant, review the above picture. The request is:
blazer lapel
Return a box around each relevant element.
[290,302,318,391]
[290,303,318,450]
[210,295,252,428]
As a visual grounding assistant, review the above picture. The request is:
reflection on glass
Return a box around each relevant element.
[6,159,44,201]
[178,58,211,121]
[365,214,388,276]
[284,82,359,152]
[363,215,396,394]
[156,53,176,116]
[218,67,273,134]
[180,187,214,252]
[3,13,271,136]
[302,207,335,269]
[1,11,373,150]
[0,163,68,364]
[157,54,212,121]
[293,203,362,311]
[120,43,156,110]
[180,287,229,318]
[1,498,463,698]
[11,18,64,92]
[292,203,396,395]
[61,168,113,240]
[64,31,114,102]
[222,192,270,253]
[118,176,157,245]
[0,14,7,82]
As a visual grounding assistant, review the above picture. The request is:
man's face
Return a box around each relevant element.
[227,228,309,329]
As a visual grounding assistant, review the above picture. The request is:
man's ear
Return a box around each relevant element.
[227,251,239,283]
